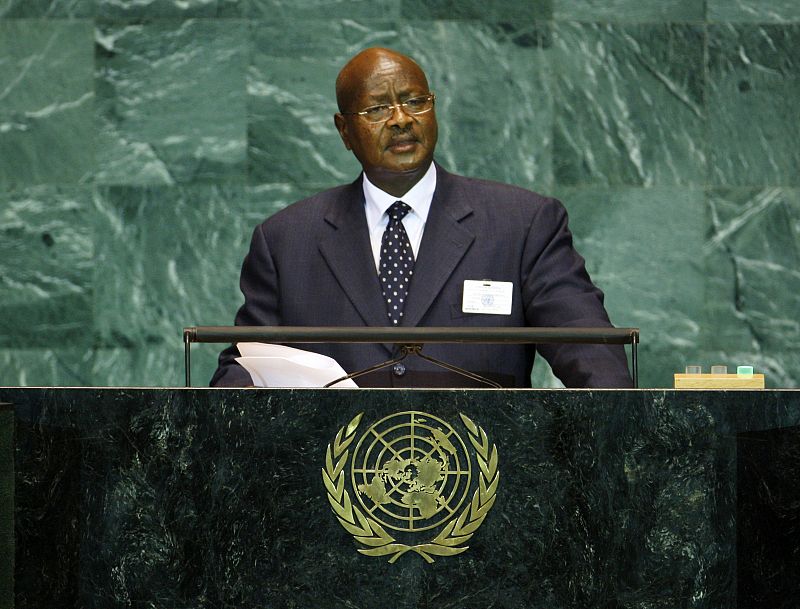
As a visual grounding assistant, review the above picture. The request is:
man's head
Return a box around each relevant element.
[334,48,438,197]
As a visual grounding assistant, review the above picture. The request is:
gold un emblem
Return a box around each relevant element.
[322,410,499,563]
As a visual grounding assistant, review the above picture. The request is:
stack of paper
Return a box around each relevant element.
[235,342,358,388]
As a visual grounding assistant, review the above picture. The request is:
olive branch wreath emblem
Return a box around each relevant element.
[321,412,499,563]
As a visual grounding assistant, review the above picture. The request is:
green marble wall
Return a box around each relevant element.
[0,404,12,609]
[1,1,798,389]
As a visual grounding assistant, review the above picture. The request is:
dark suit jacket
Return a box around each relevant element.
[211,163,632,388]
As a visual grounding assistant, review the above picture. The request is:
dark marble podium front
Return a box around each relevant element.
[1,388,798,609]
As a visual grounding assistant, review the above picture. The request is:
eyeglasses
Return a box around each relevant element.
[341,94,435,124]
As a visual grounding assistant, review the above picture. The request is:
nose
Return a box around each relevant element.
[386,102,413,127]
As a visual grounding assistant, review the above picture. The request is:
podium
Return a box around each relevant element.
[2,387,799,608]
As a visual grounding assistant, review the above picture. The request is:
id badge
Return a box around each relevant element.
[462,280,513,315]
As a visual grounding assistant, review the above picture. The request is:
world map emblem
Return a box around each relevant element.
[322,411,499,563]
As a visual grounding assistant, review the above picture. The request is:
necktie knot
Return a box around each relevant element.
[388,200,412,222]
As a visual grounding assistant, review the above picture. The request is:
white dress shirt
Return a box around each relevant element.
[362,162,437,273]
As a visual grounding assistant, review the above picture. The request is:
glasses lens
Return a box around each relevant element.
[403,95,434,114]
[359,95,434,123]
[363,105,392,122]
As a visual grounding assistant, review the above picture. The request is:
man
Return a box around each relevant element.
[211,47,632,388]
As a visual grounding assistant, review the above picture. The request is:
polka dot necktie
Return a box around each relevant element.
[379,201,415,325]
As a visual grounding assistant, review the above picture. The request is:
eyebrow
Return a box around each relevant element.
[365,89,426,105]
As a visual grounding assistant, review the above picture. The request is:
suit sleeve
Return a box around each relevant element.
[210,222,281,387]
[521,198,633,388]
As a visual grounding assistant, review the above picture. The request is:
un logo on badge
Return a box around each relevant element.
[322,411,499,563]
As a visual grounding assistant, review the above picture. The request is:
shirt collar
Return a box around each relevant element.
[362,162,437,228]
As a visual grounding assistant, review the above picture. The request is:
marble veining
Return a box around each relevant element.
[552,22,706,187]
[0,5,798,389]
[0,186,94,349]
[554,0,704,22]
[3,387,799,607]
[559,187,706,388]
[707,24,800,187]
[0,0,92,18]
[95,20,247,185]
[97,0,242,19]
[0,20,94,187]
[704,188,800,387]
[708,0,800,23]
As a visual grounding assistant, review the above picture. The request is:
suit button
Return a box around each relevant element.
[392,363,406,377]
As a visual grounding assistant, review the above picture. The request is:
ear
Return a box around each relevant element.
[334,113,352,150]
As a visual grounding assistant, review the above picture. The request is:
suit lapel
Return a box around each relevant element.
[317,166,476,348]
[402,166,475,327]
[318,179,390,331]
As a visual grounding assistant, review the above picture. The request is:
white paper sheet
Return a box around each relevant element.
[235,342,358,388]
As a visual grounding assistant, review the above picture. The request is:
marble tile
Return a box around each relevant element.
[0,348,94,386]
[418,22,552,191]
[0,186,94,349]
[92,184,249,348]
[737,426,800,607]
[0,20,94,187]
[0,0,92,18]
[1,342,208,387]
[707,24,800,187]
[247,20,363,187]
[91,183,309,387]
[557,187,706,388]
[246,0,398,19]
[91,184,300,378]
[708,0,800,23]
[552,22,706,187]
[89,346,190,387]
[400,0,551,21]
[554,0,704,22]
[96,0,242,19]
[704,188,800,388]
[95,20,247,185]
[0,406,9,605]
[0,343,200,388]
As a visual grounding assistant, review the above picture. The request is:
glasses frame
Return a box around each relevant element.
[341,93,436,124]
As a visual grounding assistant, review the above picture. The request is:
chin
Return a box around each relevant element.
[392,163,423,173]
[371,163,418,175]
[388,156,431,173]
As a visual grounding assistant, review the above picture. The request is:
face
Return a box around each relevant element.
[334,51,438,195]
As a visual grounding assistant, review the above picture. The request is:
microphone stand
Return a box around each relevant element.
[323,343,502,388]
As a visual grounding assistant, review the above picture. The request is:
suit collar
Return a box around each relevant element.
[319,179,390,330]
[318,164,476,338]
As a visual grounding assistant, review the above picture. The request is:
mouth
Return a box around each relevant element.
[386,137,418,153]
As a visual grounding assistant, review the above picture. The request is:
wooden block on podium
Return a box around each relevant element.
[674,373,765,389]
